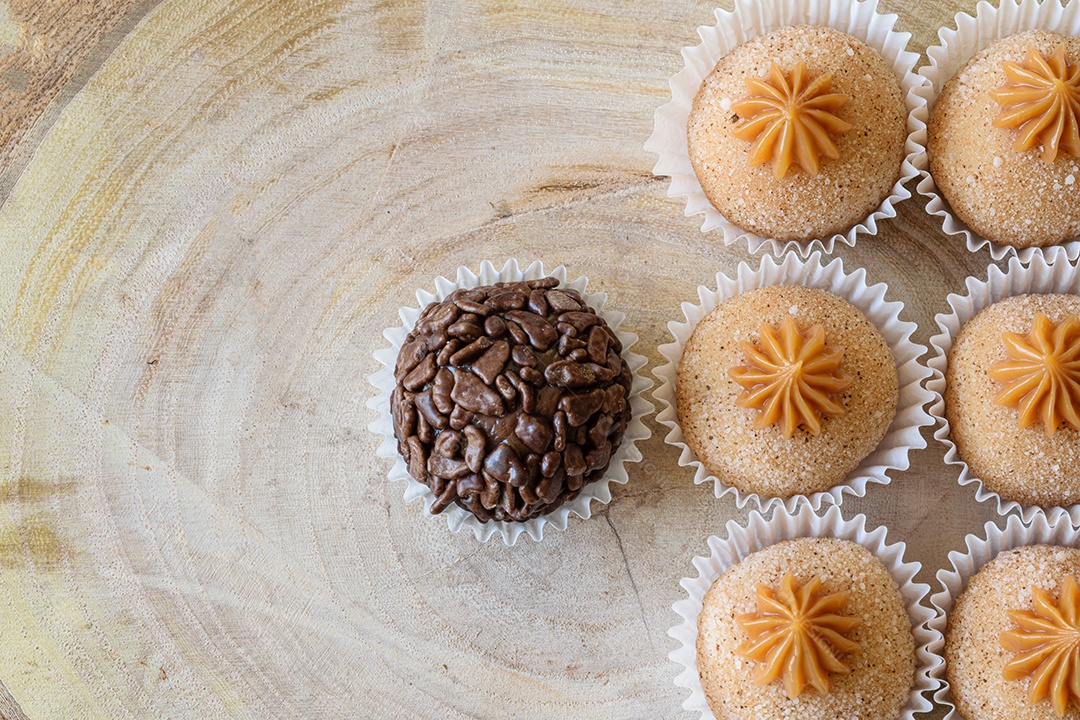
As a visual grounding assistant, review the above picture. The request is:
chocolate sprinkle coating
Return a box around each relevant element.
[391,278,633,523]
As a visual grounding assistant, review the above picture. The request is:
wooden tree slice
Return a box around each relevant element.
[0,0,1004,718]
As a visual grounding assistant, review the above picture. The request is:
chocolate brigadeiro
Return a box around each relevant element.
[391,277,634,523]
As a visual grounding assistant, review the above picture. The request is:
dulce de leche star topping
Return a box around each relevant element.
[987,313,1080,436]
[990,44,1080,163]
[736,572,862,699]
[1001,576,1080,717]
[728,316,853,438]
[732,61,853,179]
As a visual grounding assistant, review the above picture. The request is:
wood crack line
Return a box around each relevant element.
[410,544,486,582]
[489,176,665,226]
[0,676,30,720]
[425,175,666,247]
[603,511,654,651]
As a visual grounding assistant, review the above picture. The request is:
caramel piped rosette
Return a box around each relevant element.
[990,44,1080,164]
[988,313,1080,436]
[732,61,853,179]
[737,572,862,699]
[729,316,853,438]
[1001,576,1080,717]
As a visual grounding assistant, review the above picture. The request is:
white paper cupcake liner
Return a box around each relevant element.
[930,510,1080,719]
[927,246,1080,523]
[643,0,930,258]
[670,503,941,719]
[653,251,934,512]
[917,0,1080,264]
[367,259,653,545]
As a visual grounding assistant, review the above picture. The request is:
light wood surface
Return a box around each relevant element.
[0,0,1017,717]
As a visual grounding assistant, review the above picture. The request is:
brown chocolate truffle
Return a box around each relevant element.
[391,278,634,523]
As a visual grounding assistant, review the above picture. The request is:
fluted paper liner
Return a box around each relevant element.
[927,247,1080,523]
[644,0,929,257]
[930,511,1080,719]
[918,0,1080,263]
[654,251,934,512]
[367,259,652,545]
[670,504,941,719]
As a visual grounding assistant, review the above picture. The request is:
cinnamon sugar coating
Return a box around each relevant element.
[947,545,1080,720]
[929,31,1080,249]
[946,294,1080,507]
[688,24,906,242]
[698,538,914,720]
[676,285,897,499]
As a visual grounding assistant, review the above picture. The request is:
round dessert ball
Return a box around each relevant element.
[687,24,907,242]
[675,285,898,498]
[946,544,1080,720]
[945,293,1080,507]
[697,537,916,720]
[391,277,634,523]
[928,31,1080,249]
